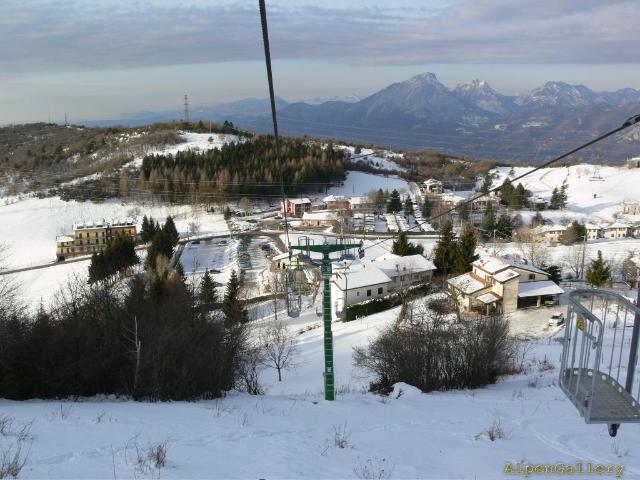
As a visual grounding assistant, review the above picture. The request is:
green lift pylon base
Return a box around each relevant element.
[290,240,362,401]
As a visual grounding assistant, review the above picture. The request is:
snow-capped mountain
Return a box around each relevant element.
[514,81,597,108]
[453,79,515,115]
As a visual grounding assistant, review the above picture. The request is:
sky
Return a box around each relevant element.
[1,0,640,124]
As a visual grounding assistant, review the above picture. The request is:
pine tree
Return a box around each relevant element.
[140,215,151,242]
[403,196,414,217]
[175,261,186,281]
[540,263,562,285]
[480,173,492,194]
[198,269,218,312]
[433,220,457,275]
[164,216,179,247]
[586,251,611,287]
[481,202,495,240]
[421,197,431,218]
[558,179,568,208]
[387,189,402,213]
[454,223,478,274]
[530,211,545,228]
[222,270,247,326]
[392,232,424,257]
[495,213,513,239]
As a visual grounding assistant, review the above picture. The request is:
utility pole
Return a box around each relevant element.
[183,94,190,123]
[580,234,588,280]
[289,240,362,401]
[625,288,640,393]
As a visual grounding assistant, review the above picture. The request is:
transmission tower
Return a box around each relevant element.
[183,94,189,123]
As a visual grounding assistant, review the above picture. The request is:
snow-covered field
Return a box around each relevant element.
[489,164,640,224]
[0,196,228,270]
[338,145,405,172]
[326,171,408,198]
[2,292,639,479]
[127,132,242,168]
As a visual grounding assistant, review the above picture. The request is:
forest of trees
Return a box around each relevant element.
[138,136,346,201]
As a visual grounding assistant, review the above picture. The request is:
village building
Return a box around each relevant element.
[348,196,374,213]
[301,211,340,228]
[281,198,312,218]
[331,253,436,319]
[323,195,350,211]
[56,219,137,260]
[447,256,564,315]
[622,201,640,216]
[421,179,444,195]
[584,223,602,240]
[602,221,630,239]
[532,224,567,243]
[528,196,548,210]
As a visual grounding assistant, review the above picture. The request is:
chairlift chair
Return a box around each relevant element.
[559,289,640,437]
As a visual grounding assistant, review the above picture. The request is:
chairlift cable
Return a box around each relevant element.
[259,0,290,252]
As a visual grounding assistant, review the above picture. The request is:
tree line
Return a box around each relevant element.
[138,136,346,200]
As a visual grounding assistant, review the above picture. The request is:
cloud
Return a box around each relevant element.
[1,0,638,77]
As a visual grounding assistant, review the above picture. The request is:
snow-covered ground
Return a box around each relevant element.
[127,131,242,168]
[326,171,408,198]
[489,164,640,224]
[2,290,639,479]
[338,145,405,172]
[0,196,228,269]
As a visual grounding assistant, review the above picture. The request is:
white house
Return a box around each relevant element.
[602,222,630,239]
[447,256,564,315]
[301,211,340,227]
[622,201,640,216]
[331,254,436,319]
[533,224,567,243]
[584,223,602,240]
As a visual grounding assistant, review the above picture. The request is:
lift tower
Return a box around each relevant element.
[289,240,362,401]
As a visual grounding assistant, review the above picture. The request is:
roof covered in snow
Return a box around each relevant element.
[323,195,348,203]
[517,280,564,298]
[332,268,391,290]
[493,269,519,283]
[285,198,311,205]
[73,218,135,230]
[448,272,489,294]
[302,211,339,221]
[477,292,501,304]
[472,256,511,274]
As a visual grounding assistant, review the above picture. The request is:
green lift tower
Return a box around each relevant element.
[289,240,363,401]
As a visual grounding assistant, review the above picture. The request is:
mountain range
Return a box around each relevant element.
[86,73,640,162]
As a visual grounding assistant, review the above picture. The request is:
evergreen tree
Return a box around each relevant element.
[222,270,247,326]
[198,269,218,312]
[175,261,186,281]
[140,215,152,242]
[586,251,611,287]
[540,263,562,285]
[403,196,414,217]
[88,252,107,283]
[387,189,402,213]
[392,232,424,257]
[454,223,478,274]
[495,213,513,239]
[558,179,569,208]
[433,220,457,275]
[480,173,492,194]
[481,202,495,240]
[421,197,431,218]
[164,216,179,247]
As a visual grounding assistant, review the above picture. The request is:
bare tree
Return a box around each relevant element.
[0,243,20,318]
[260,320,297,382]
[563,242,589,279]
[515,227,549,267]
[239,197,252,217]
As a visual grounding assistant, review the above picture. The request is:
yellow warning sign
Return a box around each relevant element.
[577,318,585,331]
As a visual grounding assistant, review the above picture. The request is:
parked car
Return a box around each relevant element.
[548,313,565,327]
[190,240,201,245]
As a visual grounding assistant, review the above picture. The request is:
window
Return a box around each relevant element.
[356,292,360,297]
[528,274,535,280]
[377,287,383,294]
[367,289,372,297]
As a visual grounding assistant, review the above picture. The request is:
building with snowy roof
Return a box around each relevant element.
[56,218,137,260]
[331,253,436,319]
[447,255,564,315]
[281,198,312,218]
[602,222,630,239]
